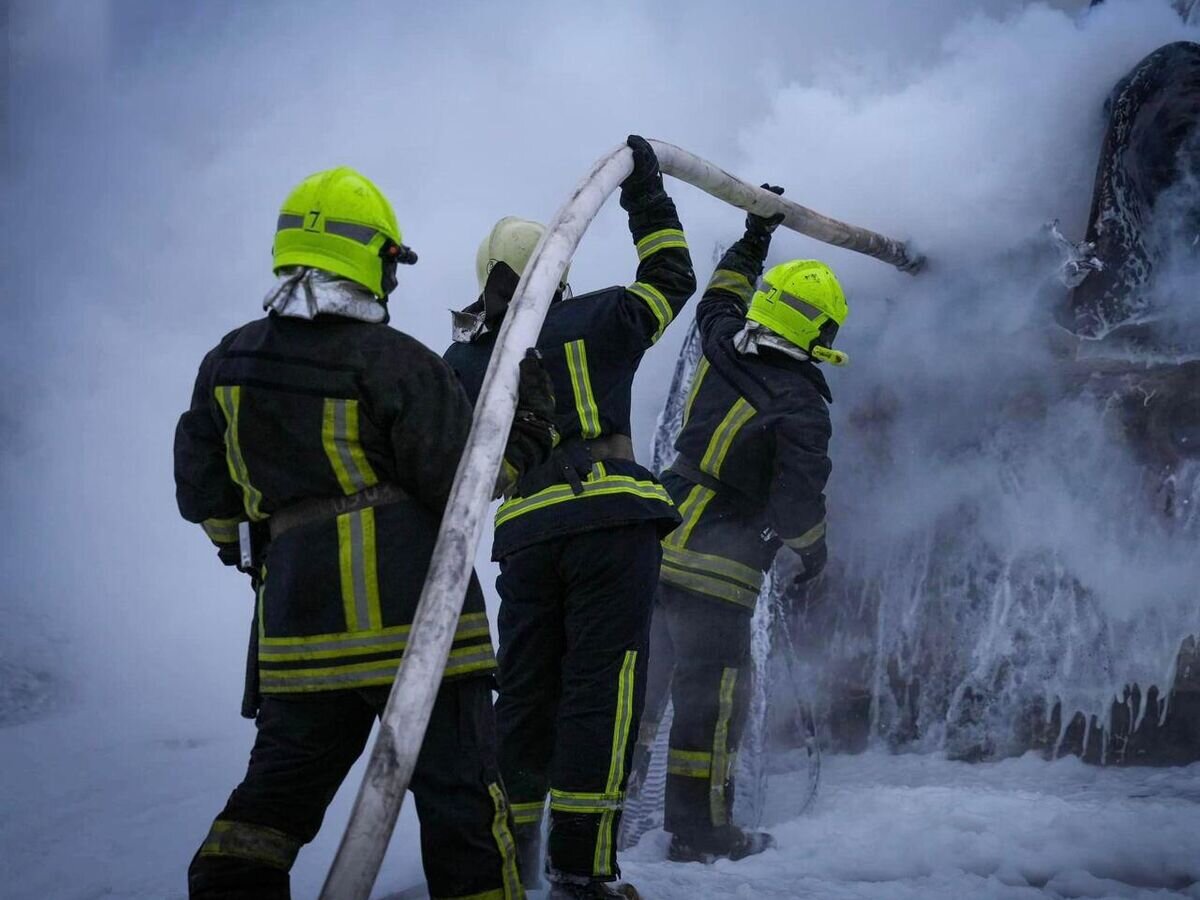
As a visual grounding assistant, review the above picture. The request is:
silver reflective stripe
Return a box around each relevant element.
[324,219,379,244]
[548,790,623,812]
[260,665,399,690]
[332,400,373,492]
[348,511,371,633]
[276,213,304,231]
[778,289,825,321]
[446,644,497,674]
[259,629,409,657]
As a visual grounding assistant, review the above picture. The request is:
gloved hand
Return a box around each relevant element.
[791,541,827,590]
[743,184,786,254]
[620,134,666,212]
[504,349,557,485]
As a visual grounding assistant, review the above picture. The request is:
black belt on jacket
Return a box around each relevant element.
[269,482,409,540]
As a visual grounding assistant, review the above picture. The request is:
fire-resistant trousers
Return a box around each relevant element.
[187,677,523,900]
[647,582,753,842]
[495,522,661,882]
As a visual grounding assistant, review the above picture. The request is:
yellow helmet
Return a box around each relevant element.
[475,216,570,293]
[273,166,415,298]
[747,259,849,365]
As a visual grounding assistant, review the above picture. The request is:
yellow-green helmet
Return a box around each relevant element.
[747,259,849,365]
[475,216,570,293]
[273,166,414,298]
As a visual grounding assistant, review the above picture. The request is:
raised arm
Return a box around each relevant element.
[618,134,697,348]
[696,184,786,346]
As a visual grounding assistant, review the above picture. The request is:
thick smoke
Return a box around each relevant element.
[4,0,1194,758]
[737,1,1200,753]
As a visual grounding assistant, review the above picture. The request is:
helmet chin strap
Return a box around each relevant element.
[810,345,849,366]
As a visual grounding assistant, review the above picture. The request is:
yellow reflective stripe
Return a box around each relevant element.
[661,545,763,590]
[564,339,601,439]
[322,398,379,495]
[510,799,546,826]
[201,516,242,544]
[214,385,265,520]
[198,819,300,870]
[707,268,754,303]
[627,281,673,343]
[698,397,756,479]
[336,508,381,632]
[259,612,487,648]
[659,562,760,609]
[662,484,716,549]
[548,789,623,813]
[667,749,712,778]
[683,358,711,426]
[487,783,523,900]
[495,472,672,528]
[594,649,637,876]
[783,519,827,550]
[710,667,738,826]
[444,642,499,677]
[635,227,688,260]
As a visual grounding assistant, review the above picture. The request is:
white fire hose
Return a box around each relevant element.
[319,140,924,900]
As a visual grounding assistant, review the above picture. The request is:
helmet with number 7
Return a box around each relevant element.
[272,166,416,298]
[746,259,850,365]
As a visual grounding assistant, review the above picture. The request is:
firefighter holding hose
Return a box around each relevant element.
[444,135,696,898]
[636,187,847,863]
[175,166,554,900]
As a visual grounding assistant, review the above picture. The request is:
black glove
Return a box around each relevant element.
[620,134,665,212]
[743,184,786,253]
[505,350,557,480]
[791,541,827,589]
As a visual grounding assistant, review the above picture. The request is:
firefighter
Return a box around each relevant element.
[641,187,845,863]
[175,166,555,900]
[443,136,696,898]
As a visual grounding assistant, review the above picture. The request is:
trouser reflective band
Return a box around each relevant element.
[197,819,301,871]
[487,783,524,900]
[511,800,546,827]
[710,667,738,826]
[548,790,623,813]
[667,749,711,778]
[593,648,637,875]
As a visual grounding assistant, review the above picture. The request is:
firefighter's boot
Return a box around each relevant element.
[548,878,642,899]
[666,824,775,863]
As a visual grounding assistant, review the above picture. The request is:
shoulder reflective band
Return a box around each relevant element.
[636,227,688,261]
[783,520,826,550]
[710,667,739,826]
[627,281,673,343]
[564,339,601,439]
[707,269,754,304]
[699,397,756,479]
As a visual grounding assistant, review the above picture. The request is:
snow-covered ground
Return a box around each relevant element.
[3,709,1198,899]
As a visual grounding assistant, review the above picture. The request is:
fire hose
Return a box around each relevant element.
[320,139,924,900]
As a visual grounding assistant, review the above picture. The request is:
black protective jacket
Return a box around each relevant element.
[174,313,496,693]
[659,234,832,611]
[445,189,697,559]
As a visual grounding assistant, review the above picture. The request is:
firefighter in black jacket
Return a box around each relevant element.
[642,188,848,863]
[175,166,554,900]
[443,136,696,898]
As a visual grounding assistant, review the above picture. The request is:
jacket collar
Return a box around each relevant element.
[264,267,388,324]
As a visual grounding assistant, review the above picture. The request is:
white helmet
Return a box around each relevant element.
[475,216,570,293]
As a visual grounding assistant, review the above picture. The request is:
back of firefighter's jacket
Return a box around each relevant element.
[174,314,496,693]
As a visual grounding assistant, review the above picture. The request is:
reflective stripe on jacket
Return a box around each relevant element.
[174,314,497,692]
[445,192,696,559]
[660,236,833,610]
